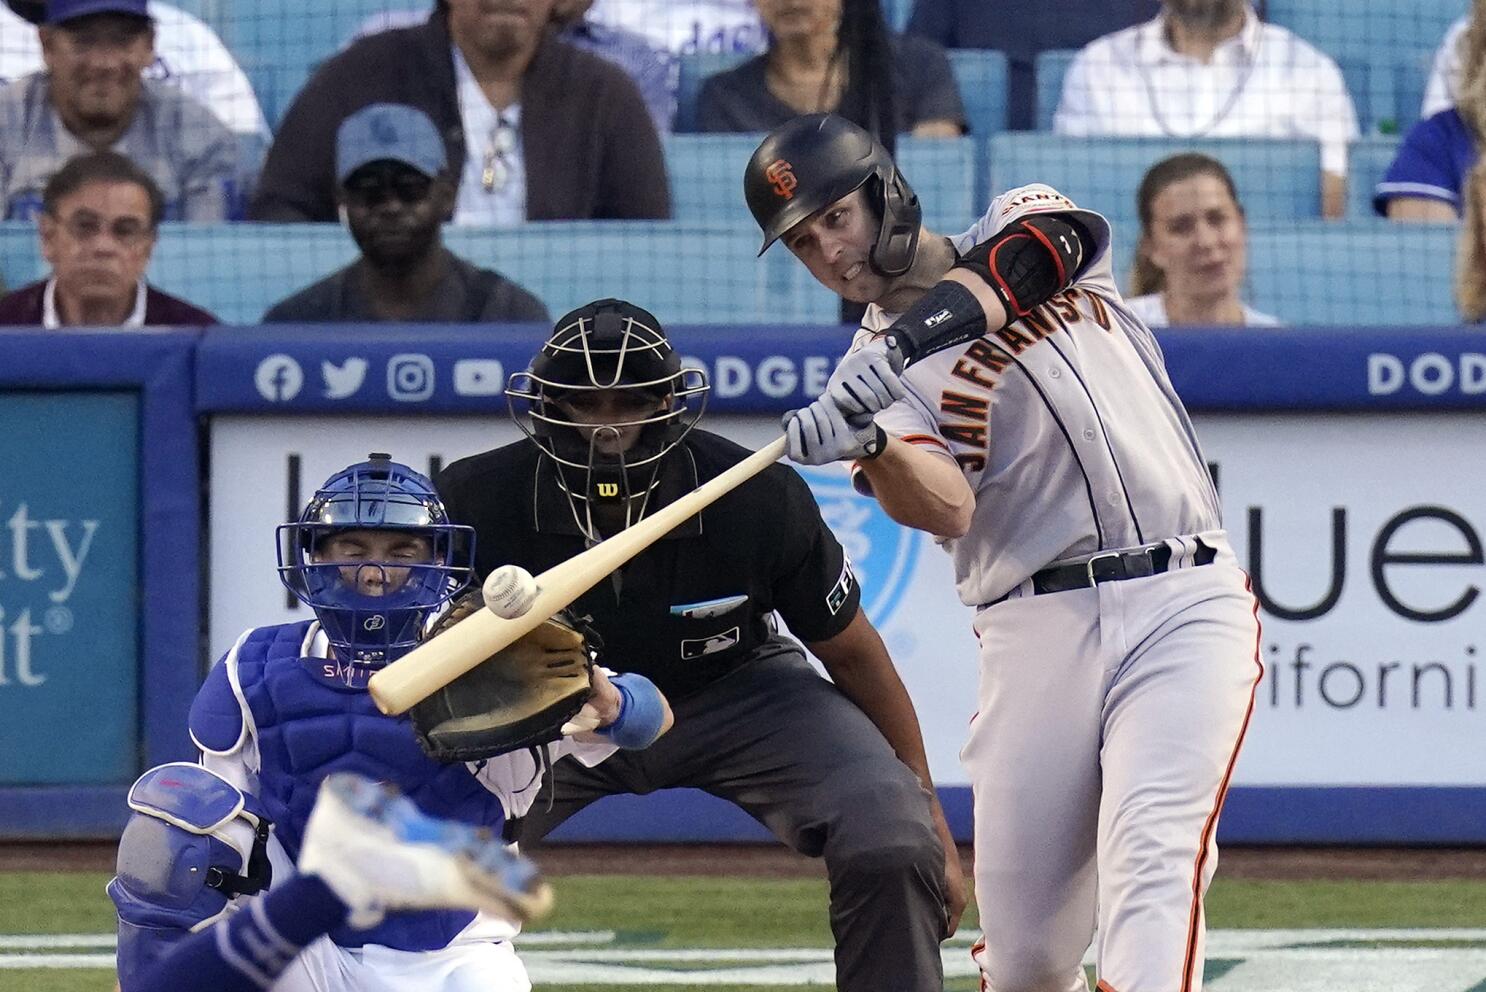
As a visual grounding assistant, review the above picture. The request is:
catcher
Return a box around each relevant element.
[108,453,671,992]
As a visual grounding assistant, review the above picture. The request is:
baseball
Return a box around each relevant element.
[482,564,539,619]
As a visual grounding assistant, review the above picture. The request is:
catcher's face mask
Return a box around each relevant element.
[277,453,474,671]
[507,299,708,542]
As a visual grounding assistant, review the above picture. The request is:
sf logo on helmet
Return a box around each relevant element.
[765,159,797,200]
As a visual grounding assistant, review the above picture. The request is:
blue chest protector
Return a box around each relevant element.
[191,621,510,952]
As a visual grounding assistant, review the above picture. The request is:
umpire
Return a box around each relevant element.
[437,298,964,992]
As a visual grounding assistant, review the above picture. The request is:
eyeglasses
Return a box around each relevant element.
[342,172,434,208]
[481,117,517,193]
[54,211,153,247]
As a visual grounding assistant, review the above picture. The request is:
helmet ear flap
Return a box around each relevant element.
[869,167,921,278]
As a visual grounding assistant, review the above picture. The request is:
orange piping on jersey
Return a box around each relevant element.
[1096,981,1121,992]
[901,433,951,451]
[1179,575,1264,992]
[970,935,987,991]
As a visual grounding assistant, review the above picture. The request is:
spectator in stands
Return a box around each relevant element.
[351,1,673,131]
[587,0,764,59]
[698,0,964,138]
[251,0,670,225]
[905,0,1158,131]
[263,105,547,324]
[1052,0,1359,218]
[0,0,241,221]
[1424,14,1470,120]
[1455,160,1486,322]
[1377,3,1484,222]
[0,0,267,142]
[1126,152,1279,327]
[0,150,216,327]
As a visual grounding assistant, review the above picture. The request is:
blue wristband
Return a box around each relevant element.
[595,673,666,749]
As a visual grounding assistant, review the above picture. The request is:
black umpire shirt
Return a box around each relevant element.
[436,430,861,702]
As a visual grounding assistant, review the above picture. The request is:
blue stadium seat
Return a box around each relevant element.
[1033,49,1077,132]
[665,134,976,236]
[986,134,1322,238]
[1391,47,1445,135]
[1347,136,1403,219]
[947,49,1008,139]
[1245,219,1460,326]
[1035,48,1387,135]
[0,222,837,326]
[674,51,751,133]
[1262,0,1463,60]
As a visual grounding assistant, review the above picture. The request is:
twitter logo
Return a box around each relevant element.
[321,358,368,399]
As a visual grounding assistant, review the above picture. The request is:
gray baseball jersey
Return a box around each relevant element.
[855,183,1224,606]
[0,73,241,220]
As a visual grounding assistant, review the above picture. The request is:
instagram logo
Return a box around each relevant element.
[386,354,435,402]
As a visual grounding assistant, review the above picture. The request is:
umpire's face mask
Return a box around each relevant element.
[555,389,669,458]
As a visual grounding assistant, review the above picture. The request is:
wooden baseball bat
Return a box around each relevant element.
[369,436,789,715]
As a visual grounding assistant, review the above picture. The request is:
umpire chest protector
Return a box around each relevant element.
[191,621,506,951]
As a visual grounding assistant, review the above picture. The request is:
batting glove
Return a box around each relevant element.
[784,399,888,466]
[827,339,907,418]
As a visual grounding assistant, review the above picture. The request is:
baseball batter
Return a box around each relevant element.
[746,114,1264,992]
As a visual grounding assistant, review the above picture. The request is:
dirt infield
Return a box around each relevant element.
[6,841,1486,881]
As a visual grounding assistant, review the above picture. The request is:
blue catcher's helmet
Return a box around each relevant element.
[276,454,474,667]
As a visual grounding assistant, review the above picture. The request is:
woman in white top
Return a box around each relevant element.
[1126,151,1281,327]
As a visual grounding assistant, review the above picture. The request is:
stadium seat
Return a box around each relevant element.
[985,134,1323,238]
[947,49,1008,139]
[1034,49,1077,132]
[664,134,976,236]
[0,222,838,326]
[1347,135,1403,219]
[1261,0,1463,61]
[1245,219,1460,326]
[674,51,752,133]
[1391,47,1445,135]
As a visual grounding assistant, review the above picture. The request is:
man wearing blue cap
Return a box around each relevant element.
[0,0,241,220]
[263,103,547,324]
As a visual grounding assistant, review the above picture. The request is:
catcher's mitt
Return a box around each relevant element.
[409,590,596,762]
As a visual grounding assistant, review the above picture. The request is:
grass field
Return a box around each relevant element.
[7,871,1486,990]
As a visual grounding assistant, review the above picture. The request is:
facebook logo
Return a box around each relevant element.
[254,354,304,402]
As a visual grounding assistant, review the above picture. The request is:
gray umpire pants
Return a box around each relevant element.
[518,641,948,992]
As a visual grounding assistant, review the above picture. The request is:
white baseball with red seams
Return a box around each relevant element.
[851,184,1265,992]
[483,564,539,620]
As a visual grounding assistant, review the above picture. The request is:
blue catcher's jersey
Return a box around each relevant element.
[189,621,509,952]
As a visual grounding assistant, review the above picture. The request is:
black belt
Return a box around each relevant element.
[991,540,1217,605]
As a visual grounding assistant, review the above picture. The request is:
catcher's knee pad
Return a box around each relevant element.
[110,763,272,991]
[958,214,1087,318]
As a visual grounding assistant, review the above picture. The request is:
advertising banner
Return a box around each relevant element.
[0,392,138,783]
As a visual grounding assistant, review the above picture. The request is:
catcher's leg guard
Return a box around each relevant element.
[109,763,272,992]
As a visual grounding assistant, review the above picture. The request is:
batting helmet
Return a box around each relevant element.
[277,454,474,673]
[744,113,922,277]
[506,299,709,541]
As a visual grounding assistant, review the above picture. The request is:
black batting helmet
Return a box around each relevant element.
[744,113,922,278]
[506,299,709,541]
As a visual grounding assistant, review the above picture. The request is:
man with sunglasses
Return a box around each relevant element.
[0,148,215,326]
[264,103,547,324]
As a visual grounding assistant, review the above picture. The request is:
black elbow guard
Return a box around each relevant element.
[957,214,1087,318]
[881,279,987,367]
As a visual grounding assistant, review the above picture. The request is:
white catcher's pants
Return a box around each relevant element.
[268,929,530,992]
[963,546,1261,992]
